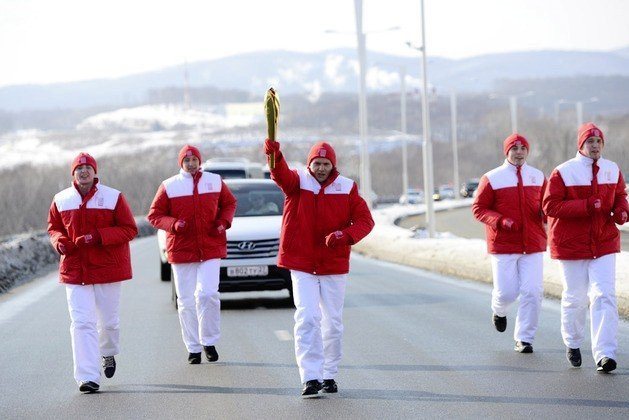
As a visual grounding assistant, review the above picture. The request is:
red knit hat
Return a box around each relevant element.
[577,122,604,150]
[178,145,202,167]
[503,133,530,156]
[307,141,336,167]
[71,152,97,175]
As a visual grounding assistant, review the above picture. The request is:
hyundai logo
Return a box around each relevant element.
[237,241,256,251]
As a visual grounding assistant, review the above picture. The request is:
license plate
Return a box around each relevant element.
[227,266,269,277]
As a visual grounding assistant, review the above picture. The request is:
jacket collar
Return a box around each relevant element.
[502,160,527,172]
[73,177,99,202]
[179,168,203,179]
[308,168,340,189]
[575,151,596,165]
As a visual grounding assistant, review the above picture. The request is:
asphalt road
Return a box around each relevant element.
[1,236,629,418]
[398,203,629,248]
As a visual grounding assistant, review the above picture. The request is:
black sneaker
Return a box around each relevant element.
[493,314,507,332]
[188,352,202,364]
[322,379,338,393]
[597,357,617,373]
[566,348,582,367]
[79,381,100,393]
[514,341,533,353]
[102,356,116,378]
[301,380,322,398]
[203,345,219,362]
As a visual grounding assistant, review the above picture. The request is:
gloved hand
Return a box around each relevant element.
[75,231,101,248]
[499,217,520,231]
[173,219,187,233]
[57,238,77,255]
[587,196,602,214]
[325,230,352,248]
[210,220,227,236]
[264,138,282,160]
[613,209,628,225]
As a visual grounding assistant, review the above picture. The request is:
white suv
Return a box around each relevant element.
[203,157,263,179]
[157,178,292,301]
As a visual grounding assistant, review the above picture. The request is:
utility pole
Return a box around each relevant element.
[353,0,373,208]
[183,61,191,110]
[419,0,435,237]
[450,90,459,199]
[400,66,409,197]
[509,95,518,133]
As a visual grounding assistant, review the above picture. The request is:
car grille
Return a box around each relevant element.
[226,238,280,259]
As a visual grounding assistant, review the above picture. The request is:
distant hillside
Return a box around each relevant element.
[1,47,629,112]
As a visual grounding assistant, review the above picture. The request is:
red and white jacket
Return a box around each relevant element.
[472,161,547,254]
[147,169,237,264]
[47,179,138,285]
[270,158,374,275]
[543,153,628,260]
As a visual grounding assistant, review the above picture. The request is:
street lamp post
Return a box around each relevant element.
[509,95,518,133]
[353,0,372,208]
[450,90,459,199]
[327,3,400,209]
[555,97,598,128]
[576,101,584,127]
[400,66,409,198]
[419,0,435,237]
[406,0,435,236]
[490,91,533,133]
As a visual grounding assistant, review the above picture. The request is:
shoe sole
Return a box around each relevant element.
[301,392,321,398]
[515,347,533,353]
[79,384,99,393]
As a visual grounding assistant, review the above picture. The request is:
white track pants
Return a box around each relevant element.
[65,282,122,385]
[172,259,221,353]
[559,254,618,363]
[490,253,543,343]
[291,270,347,383]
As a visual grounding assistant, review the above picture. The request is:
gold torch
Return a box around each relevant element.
[264,87,280,169]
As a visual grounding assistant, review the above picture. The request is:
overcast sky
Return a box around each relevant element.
[1,0,628,87]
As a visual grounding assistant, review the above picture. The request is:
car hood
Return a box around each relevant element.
[228,215,282,241]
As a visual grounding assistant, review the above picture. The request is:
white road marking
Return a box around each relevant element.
[274,330,293,341]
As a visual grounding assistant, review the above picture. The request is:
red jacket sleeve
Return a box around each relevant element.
[47,201,69,253]
[542,169,589,219]
[343,183,375,244]
[541,178,549,224]
[147,184,178,232]
[98,193,138,245]
[613,171,629,213]
[216,181,237,228]
[269,151,300,195]
[472,175,502,229]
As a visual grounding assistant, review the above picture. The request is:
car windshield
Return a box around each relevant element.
[228,182,285,217]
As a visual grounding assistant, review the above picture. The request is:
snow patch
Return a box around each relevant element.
[77,104,261,132]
